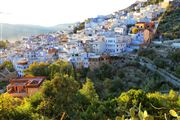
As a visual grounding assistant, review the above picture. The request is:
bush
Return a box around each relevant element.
[175,65,180,76]
[169,49,180,63]
[138,48,157,60]
[154,57,167,68]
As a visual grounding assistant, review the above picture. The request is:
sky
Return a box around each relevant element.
[0,0,136,27]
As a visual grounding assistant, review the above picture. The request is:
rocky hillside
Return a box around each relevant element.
[156,0,180,40]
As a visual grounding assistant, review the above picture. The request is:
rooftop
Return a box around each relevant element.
[17,59,28,65]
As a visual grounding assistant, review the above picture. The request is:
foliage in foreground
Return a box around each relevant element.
[0,89,180,120]
[0,60,180,120]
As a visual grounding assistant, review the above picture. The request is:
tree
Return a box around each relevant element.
[169,49,180,63]
[0,61,15,72]
[79,99,117,120]
[132,27,138,34]
[24,62,49,76]
[138,48,157,60]
[48,60,74,79]
[175,65,180,76]
[73,22,85,34]
[41,73,79,118]
[29,92,43,109]
[116,89,147,111]
[0,41,8,49]
[80,79,99,104]
[0,93,33,120]
[154,57,167,68]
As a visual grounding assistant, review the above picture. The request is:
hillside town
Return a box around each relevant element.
[0,0,170,78]
[1,0,180,119]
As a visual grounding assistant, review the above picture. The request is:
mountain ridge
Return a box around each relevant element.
[0,23,74,41]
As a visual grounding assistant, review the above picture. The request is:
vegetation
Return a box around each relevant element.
[73,22,85,34]
[0,88,179,119]
[0,0,180,119]
[0,61,15,72]
[144,0,164,6]
[169,49,180,63]
[154,57,168,69]
[0,60,179,119]
[157,0,180,40]
[167,48,180,77]
[138,48,157,60]
[132,27,138,34]
[0,81,8,90]
[24,62,49,77]
[175,66,180,77]
[0,40,8,49]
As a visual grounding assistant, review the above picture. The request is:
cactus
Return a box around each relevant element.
[138,103,144,120]
[116,115,125,120]
[169,110,180,120]
[130,108,136,117]
[130,107,138,120]
[138,103,154,120]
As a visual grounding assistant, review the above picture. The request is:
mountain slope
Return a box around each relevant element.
[156,0,180,40]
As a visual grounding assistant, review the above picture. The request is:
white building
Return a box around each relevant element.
[105,35,131,55]
[24,50,38,64]
[114,25,127,35]
[90,39,106,54]
[15,58,29,77]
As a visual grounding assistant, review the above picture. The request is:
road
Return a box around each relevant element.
[138,57,180,89]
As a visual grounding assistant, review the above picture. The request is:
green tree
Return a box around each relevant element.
[80,78,99,104]
[79,99,117,120]
[0,61,15,72]
[0,41,8,49]
[169,49,180,63]
[138,48,157,60]
[41,73,79,118]
[29,92,43,110]
[154,57,167,68]
[175,65,180,76]
[48,60,74,79]
[0,93,33,120]
[73,22,85,34]
[116,89,147,111]
[24,62,49,76]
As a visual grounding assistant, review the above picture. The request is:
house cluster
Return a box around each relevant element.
[0,0,170,77]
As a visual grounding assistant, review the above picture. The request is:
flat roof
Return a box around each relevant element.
[9,76,46,88]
